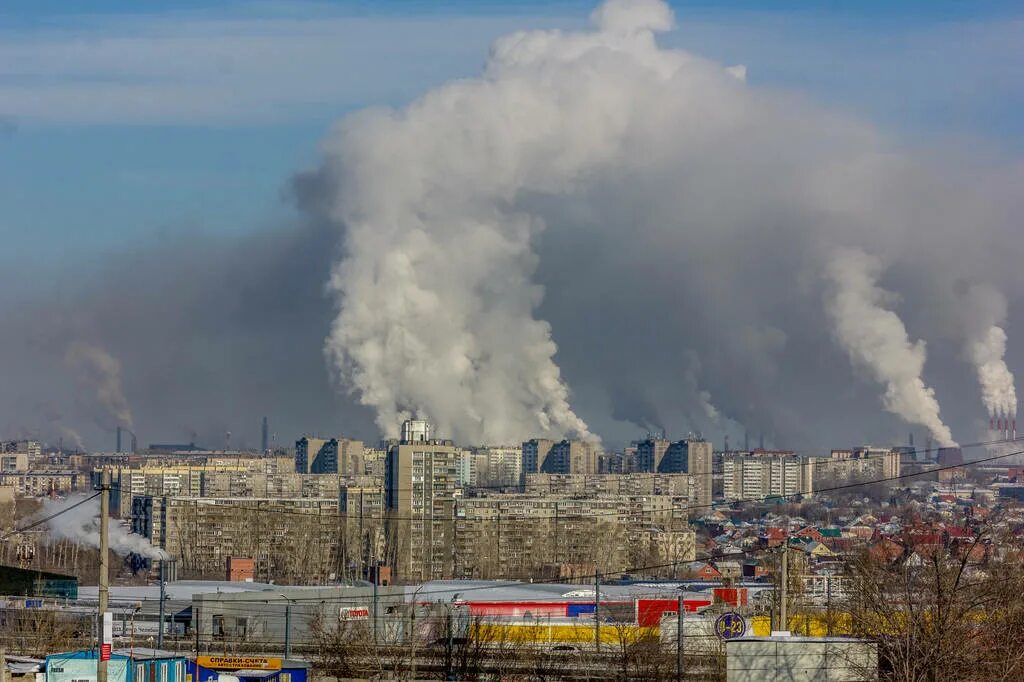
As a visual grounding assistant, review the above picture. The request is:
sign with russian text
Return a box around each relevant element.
[100,612,113,661]
[196,657,282,671]
[714,612,746,640]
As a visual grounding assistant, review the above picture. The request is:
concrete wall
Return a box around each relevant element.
[726,637,877,682]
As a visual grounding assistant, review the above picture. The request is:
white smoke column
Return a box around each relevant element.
[959,283,1018,426]
[317,0,683,444]
[41,494,169,560]
[969,326,1017,421]
[825,248,957,447]
[65,341,134,430]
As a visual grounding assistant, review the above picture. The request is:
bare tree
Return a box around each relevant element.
[843,524,1024,681]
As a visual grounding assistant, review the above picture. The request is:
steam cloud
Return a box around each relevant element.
[42,494,169,560]
[825,249,956,448]
[65,341,134,430]
[2,0,1023,451]
[304,0,1018,447]
[959,283,1018,425]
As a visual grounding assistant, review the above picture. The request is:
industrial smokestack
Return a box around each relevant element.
[116,426,121,453]
[261,416,269,453]
[130,432,137,454]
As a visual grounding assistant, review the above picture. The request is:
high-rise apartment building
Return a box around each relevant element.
[522,439,597,476]
[473,445,523,488]
[636,438,670,472]
[721,452,813,502]
[385,421,459,581]
[295,436,327,474]
[548,440,599,475]
[295,436,365,474]
[817,447,900,486]
[684,440,713,513]
[521,439,555,476]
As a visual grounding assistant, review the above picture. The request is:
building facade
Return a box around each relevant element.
[721,452,814,502]
[385,434,460,582]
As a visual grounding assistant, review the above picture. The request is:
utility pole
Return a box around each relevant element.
[371,556,379,645]
[409,604,417,681]
[594,570,601,653]
[158,561,166,649]
[779,547,789,633]
[284,604,292,658]
[676,592,684,681]
[98,471,110,682]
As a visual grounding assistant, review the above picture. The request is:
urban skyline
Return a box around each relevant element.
[1,0,1023,678]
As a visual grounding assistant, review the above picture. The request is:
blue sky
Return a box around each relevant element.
[1,0,1022,275]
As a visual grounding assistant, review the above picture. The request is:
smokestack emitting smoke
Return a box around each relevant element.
[825,248,957,447]
[968,324,1018,428]
[65,341,133,431]
[41,494,168,560]
[960,283,1018,435]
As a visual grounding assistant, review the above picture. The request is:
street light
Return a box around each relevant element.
[129,603,142,658]
[277,594,296,658]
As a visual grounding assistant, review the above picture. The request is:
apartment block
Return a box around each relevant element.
[524,472,691,497]
[816,447,901,487]
[452,494,694,579]
[521,439,598,476]
[721,452,814,502]
[385,435,460,582]
[0,470,82,496]
[133,495,340,582]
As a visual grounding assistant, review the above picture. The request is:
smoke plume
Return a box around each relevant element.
[290,0,1024,449]
[959,283,1018,424]
[65,341,133,431]
[825,248,956,447]
[2,0,1023,451]
[41,494,169,560]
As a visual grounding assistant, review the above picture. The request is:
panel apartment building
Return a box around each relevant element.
[452,494,695,580]
[295,436,365,475]
[721,450,814,502]
[385,421,461,582]
[132,495,341,583]
[521,439,599,477]
[633,438,713,514]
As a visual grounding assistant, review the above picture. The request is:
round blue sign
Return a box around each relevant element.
[714,612,747,640]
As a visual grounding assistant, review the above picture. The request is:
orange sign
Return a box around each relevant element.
[196,656,282,670]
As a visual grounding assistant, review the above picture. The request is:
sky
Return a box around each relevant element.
[2,1,1022,272]
[1,0,1022,451]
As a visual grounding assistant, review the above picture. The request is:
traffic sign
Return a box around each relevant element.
[714,612,747,640]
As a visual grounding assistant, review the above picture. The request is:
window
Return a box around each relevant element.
[136,664,145,682]
[161,664,168,682]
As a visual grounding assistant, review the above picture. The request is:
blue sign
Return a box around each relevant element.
[714,612,746,640]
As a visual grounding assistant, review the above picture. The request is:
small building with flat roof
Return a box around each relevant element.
[45,649,187,682]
